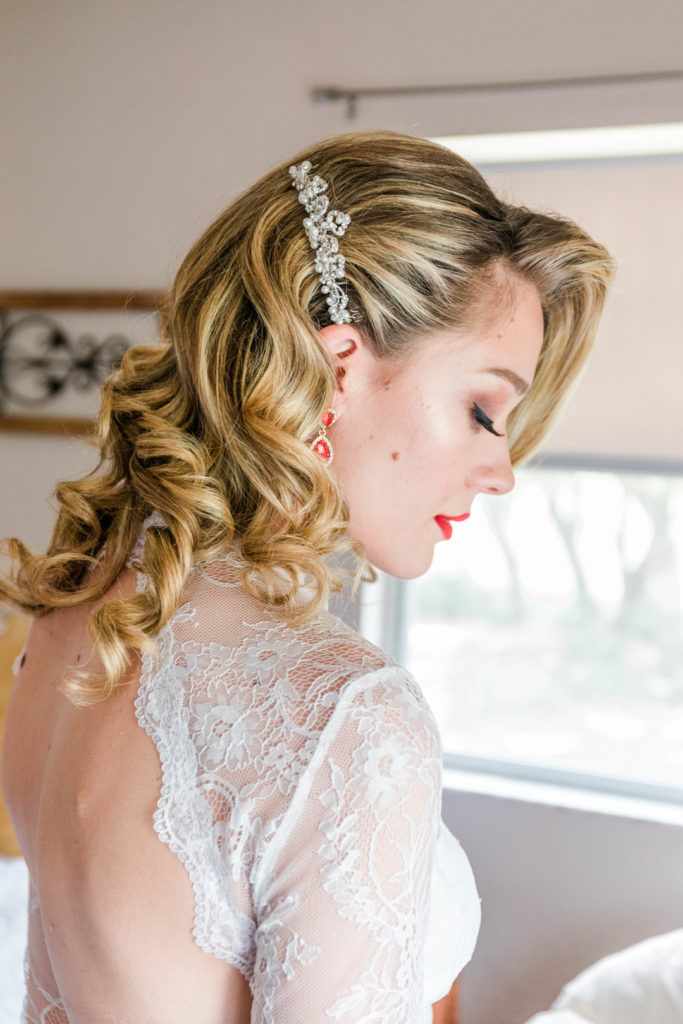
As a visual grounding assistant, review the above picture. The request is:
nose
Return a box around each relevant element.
[468,448,515,497]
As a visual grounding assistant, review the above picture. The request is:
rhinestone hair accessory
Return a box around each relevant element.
[289,160,352,325]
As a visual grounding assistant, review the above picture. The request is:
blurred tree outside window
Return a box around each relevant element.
[400,464,683,793]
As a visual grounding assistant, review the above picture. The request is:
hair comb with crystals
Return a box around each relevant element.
[289,160,353,325]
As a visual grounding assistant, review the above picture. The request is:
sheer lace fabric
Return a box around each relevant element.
[19,515,480,1021]
[22,881,68,1024]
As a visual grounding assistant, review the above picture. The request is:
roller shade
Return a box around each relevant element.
[480,157,683,462]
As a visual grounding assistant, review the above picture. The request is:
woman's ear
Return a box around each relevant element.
[317,324,379,414]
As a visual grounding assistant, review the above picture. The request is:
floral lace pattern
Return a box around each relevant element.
[22,961,68,1024]
[22,893,68,1024]
[20,515,480,1021]
[129,518,446,1020]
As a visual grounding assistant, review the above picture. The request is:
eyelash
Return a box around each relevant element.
[472,402,504,437]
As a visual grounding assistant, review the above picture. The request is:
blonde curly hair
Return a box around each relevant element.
[0,130,614,705]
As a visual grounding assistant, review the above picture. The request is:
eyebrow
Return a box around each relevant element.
[483,367,530,396]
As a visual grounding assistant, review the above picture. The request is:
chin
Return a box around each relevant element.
[367,544,435,581]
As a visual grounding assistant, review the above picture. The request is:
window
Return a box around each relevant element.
[356,126,683,801]
[382,460,683,800]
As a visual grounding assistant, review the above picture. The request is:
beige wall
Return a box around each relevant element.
[485,159,683,460]
[2,0,682,548]
[1,3,682,1022]
[4,155,682,551]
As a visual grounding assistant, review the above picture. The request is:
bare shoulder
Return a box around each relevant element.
[2,564,141,843]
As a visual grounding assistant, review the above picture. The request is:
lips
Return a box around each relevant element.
[435,517,453,540]
[434,513,470,540]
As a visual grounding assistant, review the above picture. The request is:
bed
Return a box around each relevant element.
[0,855,28,1024]
[525,927,683,1024]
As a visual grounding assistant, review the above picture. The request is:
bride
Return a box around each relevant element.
[0,130,612,1023]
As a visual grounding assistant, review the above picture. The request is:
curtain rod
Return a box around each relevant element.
[312,70,683,120]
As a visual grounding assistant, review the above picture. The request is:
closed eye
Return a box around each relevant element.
[472,403,504,437]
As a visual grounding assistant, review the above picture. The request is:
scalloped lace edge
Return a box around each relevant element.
[130,559,255,980]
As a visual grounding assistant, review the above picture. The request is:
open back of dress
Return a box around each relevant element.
[5,516,480,1023]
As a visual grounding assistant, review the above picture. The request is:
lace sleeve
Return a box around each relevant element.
[249,665,443,1023]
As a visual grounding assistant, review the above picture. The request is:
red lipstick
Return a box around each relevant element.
[434,513,470,539]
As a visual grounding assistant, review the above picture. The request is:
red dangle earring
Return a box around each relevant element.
[311,409,337,463]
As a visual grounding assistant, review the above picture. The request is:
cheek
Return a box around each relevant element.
[416,399,466,459]
[421,405,475,486]
[355,386,462,488]
[389,415,466,492]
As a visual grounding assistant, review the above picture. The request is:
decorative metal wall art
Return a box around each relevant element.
[0,292,163,435]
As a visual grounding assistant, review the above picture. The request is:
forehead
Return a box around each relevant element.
[407,277,545,381]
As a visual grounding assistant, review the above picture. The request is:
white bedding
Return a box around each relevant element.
[0,855,28,1024]
[525,929,683,1024]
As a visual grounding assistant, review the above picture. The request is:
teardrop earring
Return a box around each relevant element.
[310,409,337,463]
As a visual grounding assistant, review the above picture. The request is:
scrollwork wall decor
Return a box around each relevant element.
[0,311,130,408]
[0,292,164,435]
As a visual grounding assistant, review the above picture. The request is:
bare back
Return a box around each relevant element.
[0,527,461,1024]
[1,566,252,1024]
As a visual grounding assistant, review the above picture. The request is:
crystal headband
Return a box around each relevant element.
[289,160,352,325]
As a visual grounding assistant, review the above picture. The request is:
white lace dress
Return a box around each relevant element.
[19,516,481,1023]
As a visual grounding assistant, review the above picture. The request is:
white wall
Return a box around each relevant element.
[1,3,682,1022]
[447,785,683,1023]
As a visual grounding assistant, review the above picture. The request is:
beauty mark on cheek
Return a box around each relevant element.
[391,452,400,461]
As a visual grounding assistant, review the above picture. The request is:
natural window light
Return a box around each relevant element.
[389,463,683,800]
[433,122,683,164]
[362,123,682,804]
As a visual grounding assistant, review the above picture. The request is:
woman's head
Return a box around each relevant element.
[0,129,614,702]
[157,128,612,576]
